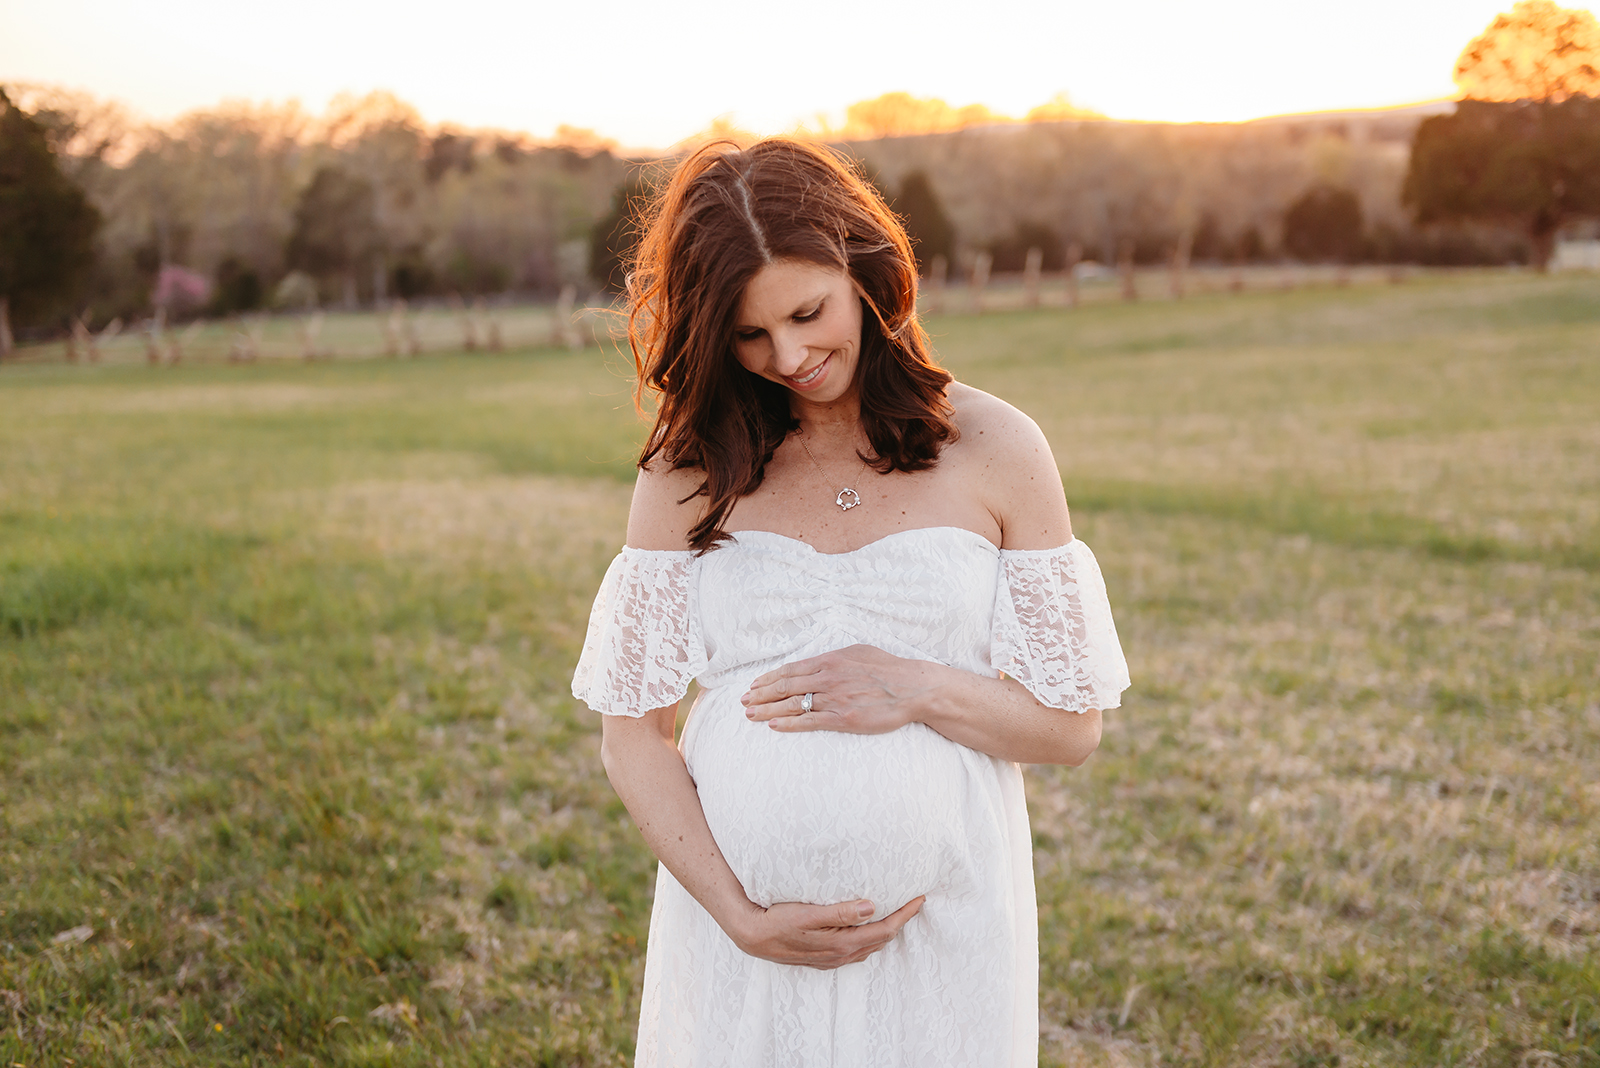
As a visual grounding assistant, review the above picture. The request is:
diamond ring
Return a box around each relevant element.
[800,692,814,713]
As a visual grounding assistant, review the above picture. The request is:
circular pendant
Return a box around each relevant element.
[836,487,861,511]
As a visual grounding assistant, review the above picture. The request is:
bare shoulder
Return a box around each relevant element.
[945,382,1073,550]
[946,382,1049,450]
[625,460,706,550]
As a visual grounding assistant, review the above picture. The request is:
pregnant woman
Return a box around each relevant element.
[572,137,1129,1067]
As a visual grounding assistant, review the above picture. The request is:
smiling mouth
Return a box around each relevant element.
[787,356,829,387]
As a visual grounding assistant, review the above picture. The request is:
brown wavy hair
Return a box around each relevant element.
[627,137,957,553]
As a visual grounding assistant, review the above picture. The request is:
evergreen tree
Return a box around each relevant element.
[0,88,101,354]
[590,173,649,294]
[894,171,956,276]
[285,166,378,292]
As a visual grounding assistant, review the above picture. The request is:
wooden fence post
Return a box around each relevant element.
[1065,243,1082,308]
[1169,231,1192,300]
[390,299,422,356]
[1118,241,1137,301]
[970,252,993,313]
[1023,247,1043,309]
[404,302,422,356]
[383,300,402,357]
[927,255,947,314]
[450,294,478,351]
[299,312,324,360]
[169,321,201,364]
[98,318,122,361]
[146,308,166,365]
[228,315,262,363]
[73,315,98,363]
[553,285,581,349]
[476,298,503,352]
[0,297,13,359]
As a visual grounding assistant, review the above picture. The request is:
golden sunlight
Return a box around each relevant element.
[0,0,1560,149]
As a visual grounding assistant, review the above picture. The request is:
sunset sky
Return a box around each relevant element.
[0,0,1552,148]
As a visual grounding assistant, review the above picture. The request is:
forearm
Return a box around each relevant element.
[913,663,1102,766]
[744,644,1103,765]
[599,713,757,937]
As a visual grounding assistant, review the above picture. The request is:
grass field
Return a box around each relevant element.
[2,270,1597,1067]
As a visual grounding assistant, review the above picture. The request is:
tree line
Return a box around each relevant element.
[0,90,630,348]
[2,1,1597,351]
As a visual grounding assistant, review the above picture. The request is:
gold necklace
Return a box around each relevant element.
[796,430,869,512]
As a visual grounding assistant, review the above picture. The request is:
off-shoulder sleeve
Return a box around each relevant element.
[571,548,707,717]
[991,540,1130,713]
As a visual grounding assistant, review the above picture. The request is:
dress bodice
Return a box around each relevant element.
[695,527,1000,691]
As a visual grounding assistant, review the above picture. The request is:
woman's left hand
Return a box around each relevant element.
[741,644,940,735]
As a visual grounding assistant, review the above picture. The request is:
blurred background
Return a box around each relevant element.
[2,0,1598,357]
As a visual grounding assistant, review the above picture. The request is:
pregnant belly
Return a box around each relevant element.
[685,687,986,917]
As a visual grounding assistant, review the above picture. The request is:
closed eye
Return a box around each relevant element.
[735,301,822,342]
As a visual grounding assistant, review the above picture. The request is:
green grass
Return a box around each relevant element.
[2,270,1597,1066]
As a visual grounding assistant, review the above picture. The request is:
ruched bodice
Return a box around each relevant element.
[694,527,999,690]
[573,526,1129,1068]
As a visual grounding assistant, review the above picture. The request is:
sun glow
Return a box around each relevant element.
[0,0,1579,148]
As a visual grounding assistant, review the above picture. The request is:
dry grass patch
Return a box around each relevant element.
[1030,510,1599,1067]
[303,475,632,571]
[27,382,406,417]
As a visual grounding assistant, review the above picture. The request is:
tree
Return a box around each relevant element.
[1454,0,1600,102]
[1282,184,1365,262]
[1404,97,1600,269]
[1235,225,1267,263]
[893,171,956,275]
[986,220,1065,271]
[425,132,476,184]
[209,256,263,315]
[285,166,378,298]
[590,173,650,293]
[0,88,100,355]
[841,93,1003,139]
[1404,2,1600,270]
[1025,93,1105,123]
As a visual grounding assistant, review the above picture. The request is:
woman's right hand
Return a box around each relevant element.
[725,896,926,970]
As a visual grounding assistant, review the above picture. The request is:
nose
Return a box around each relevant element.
[772,331,808,376]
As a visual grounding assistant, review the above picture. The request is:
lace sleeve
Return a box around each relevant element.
[571,548,706,718]
[991,540,1130,713]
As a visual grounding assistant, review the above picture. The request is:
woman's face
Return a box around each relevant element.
[732,259,863,408]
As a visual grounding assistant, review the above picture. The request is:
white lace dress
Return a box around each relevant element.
[572,526,1129,1068]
